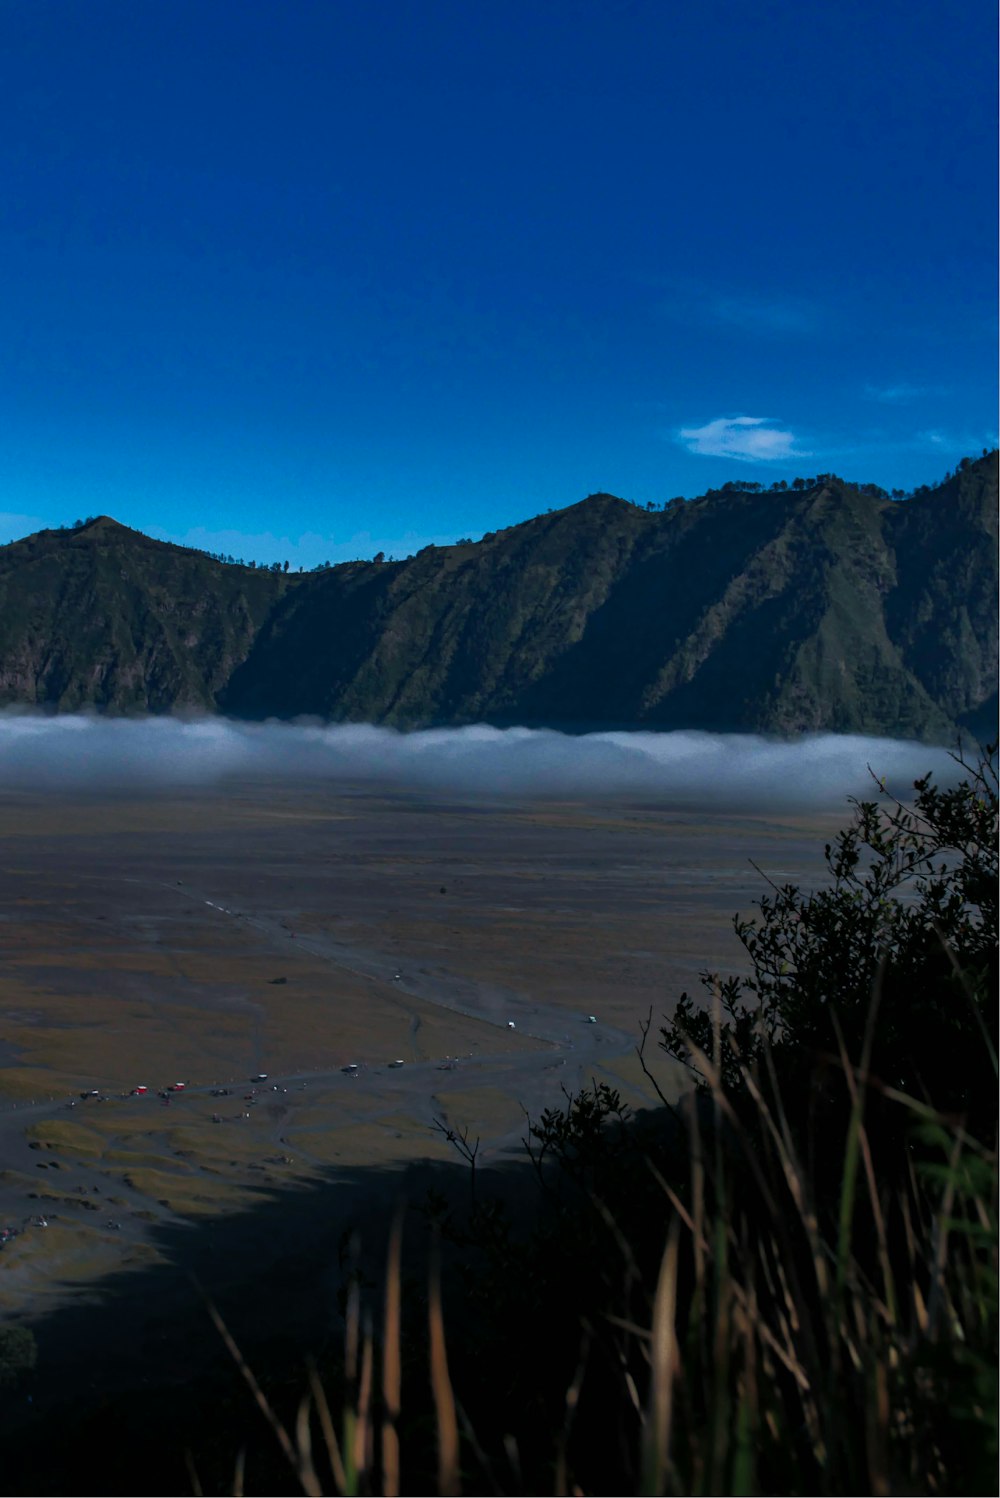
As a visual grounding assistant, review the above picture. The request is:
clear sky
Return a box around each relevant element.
[3,0,996,567]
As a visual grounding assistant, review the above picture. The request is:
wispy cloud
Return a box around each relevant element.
[0,714,958,811]
[652,278,831,340]
[863,382,935,404]
[677,416,806,463]
[712,294,822,337]
[913,427,998,455]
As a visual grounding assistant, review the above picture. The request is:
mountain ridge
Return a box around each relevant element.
[1,455,996,741]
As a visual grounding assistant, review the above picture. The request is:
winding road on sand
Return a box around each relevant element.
[0,876,645,1257]
[0,874,667,1432]
[215,882,644,1166]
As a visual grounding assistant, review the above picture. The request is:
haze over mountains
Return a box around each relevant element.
[1,455,995,742]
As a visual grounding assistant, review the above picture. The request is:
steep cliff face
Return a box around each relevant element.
[0,456,995,740]
[882,461,999,734]
[220,494,651,724]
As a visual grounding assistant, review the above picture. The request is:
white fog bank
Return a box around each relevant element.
[0,713,966,811]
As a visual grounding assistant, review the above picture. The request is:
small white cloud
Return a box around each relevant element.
[677,416,805,464]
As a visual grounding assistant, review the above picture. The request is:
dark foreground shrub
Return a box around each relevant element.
[660,743,997,1132]
[0,1327,37,1391]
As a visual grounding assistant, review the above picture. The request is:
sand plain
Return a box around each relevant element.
[0,779,840,1333]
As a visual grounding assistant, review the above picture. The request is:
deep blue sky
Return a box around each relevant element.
[3,0,996,566]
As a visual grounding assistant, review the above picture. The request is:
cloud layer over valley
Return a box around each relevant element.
[0,714,962,811]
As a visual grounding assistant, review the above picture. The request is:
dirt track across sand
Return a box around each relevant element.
[0,778,839,1322]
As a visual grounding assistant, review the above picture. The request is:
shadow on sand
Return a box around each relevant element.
[0,1139,554,1497]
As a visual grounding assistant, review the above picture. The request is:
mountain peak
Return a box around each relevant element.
[576,492,632,510]
[76,515,132,535]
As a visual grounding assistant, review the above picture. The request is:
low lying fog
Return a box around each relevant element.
[0,713,961,811]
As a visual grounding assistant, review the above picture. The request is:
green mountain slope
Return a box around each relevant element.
[0,518,290,711]
[1,457,995,739]
[883,460,999,736]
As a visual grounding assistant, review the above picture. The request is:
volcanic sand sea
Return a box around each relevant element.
[0,778,841,1439]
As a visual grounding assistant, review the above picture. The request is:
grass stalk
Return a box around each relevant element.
[381,1203,405,1498]
[199,1286,323,1498]
[640,1216,679,1496]
[429,1229,461,1497]
[307,1361,350,1495]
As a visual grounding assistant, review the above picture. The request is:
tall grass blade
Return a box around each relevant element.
[554,1331,589,1498]
[198,1286,323,1497]
[231,1446,245,1498]
[865,1354,890,1496]
[832,963,883,1303]
[307,1361,349,1496]
[354,1315,374,1487]
[296,1393,323,1498]
[927,1133,962,1338]
[730,1275,758,1497]
[641,1215,680,1496]
[382,1201,405,1498]
[835,1031,898,1327]
[429,1229,462,1496]
[503,1434,523,1492]
[342,1253,361,1496]
[184,1450,203,1498]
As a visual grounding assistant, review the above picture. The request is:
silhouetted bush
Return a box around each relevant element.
[0,1327,38,1390]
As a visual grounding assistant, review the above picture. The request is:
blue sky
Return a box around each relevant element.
[3,0,996,567]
